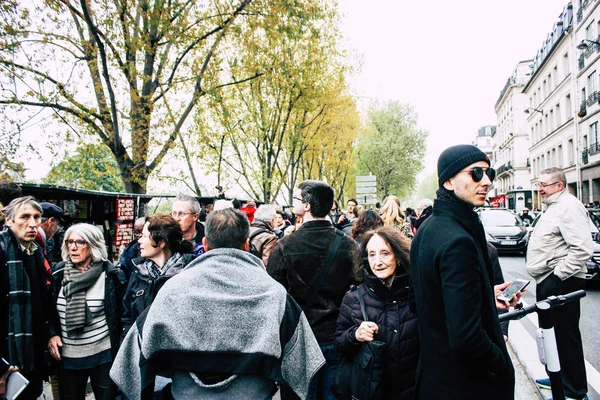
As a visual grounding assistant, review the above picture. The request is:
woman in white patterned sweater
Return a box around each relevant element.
[48,223,126,400]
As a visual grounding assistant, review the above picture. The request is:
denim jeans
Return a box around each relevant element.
[305,344,340,400]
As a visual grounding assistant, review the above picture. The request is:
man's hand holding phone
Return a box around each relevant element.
[495,279,529,310]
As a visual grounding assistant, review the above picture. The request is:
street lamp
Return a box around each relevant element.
[577,39,600,51]
[524,107,543,114]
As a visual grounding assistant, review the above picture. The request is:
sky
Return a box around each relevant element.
[338,0,570,178]
[20,0,570,188]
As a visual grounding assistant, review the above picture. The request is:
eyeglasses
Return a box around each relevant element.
[293,196,305,203]
[461,167,496,183]
[171,211,195,218]
[66,239,86,248]
[539,181,560,189]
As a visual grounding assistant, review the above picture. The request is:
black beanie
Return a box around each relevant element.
[437,144,490,187]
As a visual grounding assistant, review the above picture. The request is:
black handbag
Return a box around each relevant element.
[332,286,385,400]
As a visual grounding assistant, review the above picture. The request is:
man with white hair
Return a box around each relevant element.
[171,195,205,256]
[250,204,278,267]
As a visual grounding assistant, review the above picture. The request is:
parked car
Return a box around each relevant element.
[530,210,600,282]
[477,208,529,255]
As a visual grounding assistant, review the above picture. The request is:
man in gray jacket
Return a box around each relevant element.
[111,208,324,400]
[527,167,593,400]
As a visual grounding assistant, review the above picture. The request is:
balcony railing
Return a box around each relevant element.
[497,161,513,175]
[579,101,588,117]
[579,53,585,70]
[588,91,599,106]
[583,149,589,164]
[590,143,600,155]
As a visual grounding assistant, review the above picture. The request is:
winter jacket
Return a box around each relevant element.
[49,260,126,360]
[526,188,593,283]
[121,253,196,340]
[268,220,358,345]
[335,271,419,399]
[409,198,514,400]
[117,239,140,283]
[249,220,278,267]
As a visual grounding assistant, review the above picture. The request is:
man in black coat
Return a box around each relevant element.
[268,180,358,400]
[409,144,520,400]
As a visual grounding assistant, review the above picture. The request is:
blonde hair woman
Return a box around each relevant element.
[380,195,413,239]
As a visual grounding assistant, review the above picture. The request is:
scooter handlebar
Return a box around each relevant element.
[498,289,586,323]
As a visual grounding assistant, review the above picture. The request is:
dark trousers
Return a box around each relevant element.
[59,362,116,400]
[536,274,587,399]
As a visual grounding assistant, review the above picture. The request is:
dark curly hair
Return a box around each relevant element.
[354,226,411,282]
[145,214,194,254]
[351,210,383,240]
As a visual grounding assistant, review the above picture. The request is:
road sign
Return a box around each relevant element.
[357,194,378,205]
[355,175,377,205]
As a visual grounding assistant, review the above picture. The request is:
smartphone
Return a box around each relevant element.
[1,358,29,400]
[497,279,530,302]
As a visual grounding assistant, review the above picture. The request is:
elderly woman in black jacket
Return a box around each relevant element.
[334,226,419,399]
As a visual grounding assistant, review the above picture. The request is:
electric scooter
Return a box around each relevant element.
[499,290,586,400]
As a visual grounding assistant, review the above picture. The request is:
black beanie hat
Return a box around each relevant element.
[437,144,490,187]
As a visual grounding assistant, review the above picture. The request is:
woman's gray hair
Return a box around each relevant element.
[61,223,108,262]
[3,196,42,220]
[254,204,277,222]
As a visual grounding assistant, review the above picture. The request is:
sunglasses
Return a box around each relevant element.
[463,167,496,183]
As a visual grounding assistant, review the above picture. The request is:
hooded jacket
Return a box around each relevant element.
[335,270,419,399]
[121,253,196,340]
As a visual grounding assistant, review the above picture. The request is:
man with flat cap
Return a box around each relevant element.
[409,144,520,399]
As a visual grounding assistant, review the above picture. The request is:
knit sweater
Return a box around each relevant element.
[110,248,324,400]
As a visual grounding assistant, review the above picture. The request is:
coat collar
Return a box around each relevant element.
[362,269,410,300]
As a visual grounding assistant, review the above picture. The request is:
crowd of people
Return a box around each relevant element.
[0,143,592,400]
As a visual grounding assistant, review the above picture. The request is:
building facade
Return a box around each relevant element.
[523,3,579,210]
[575,0,600,204]
[493,61,534,211]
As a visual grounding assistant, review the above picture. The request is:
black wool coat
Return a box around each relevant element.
[267,220,358,346]
[335,272,419,399]
[409,199,515,400]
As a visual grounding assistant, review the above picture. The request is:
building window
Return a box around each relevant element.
[588,71,597,93]
[558,145,563,168]
[566,94,572,115]
[591,122,598,145]
[568,138,574,166]
[587,20,596,41]
[563,52,570,78]
[556,103,561,126]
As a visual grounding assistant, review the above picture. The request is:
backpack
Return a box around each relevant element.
[249,229,269,258]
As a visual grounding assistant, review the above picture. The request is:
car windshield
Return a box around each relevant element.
[479,211,523,227]
[589,211,600,232]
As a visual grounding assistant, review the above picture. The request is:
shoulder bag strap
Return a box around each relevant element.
[355,285,370,322]
[303,229,345,314]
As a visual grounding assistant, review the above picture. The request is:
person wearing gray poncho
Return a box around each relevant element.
[110,208,325,400]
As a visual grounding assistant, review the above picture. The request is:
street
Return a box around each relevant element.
[500,254,600,400]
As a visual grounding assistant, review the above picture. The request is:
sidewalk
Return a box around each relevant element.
[509,339,544,399]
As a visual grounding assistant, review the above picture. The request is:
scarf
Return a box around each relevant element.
[435,187,494,290]
[145,252,183,280]
[62,260,104,336]
[1,231,34,372]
